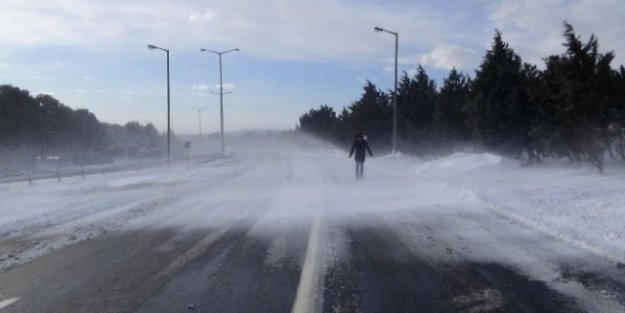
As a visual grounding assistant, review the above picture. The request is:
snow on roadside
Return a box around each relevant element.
[407,152,625,263]
[3,133,625,274]
[0,159,229,271]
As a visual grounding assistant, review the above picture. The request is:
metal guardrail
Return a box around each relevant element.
[0,154,226,185]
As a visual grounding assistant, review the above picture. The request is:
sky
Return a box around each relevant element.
[1,0,624,134]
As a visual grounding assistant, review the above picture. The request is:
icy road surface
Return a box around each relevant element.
[1,134,625,313]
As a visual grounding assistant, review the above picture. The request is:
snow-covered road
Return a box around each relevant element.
[1,134,624,312]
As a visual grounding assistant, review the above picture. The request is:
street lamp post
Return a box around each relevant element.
[147,44,171,163]
[200,48,239,155]
[191,106,208,136]
[374,26,399,154]
[171,114,179,133]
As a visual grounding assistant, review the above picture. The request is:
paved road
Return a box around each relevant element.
[1,137,624,313]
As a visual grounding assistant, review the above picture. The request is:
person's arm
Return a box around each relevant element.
[349,142,356,157]
[366,142,373,156]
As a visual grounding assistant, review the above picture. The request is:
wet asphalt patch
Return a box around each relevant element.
[134,221,307,313]
[324,225,586,313]
[561,267,625,305]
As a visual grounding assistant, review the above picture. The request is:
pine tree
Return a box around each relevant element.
[521,63,550,163]
[435,68,471,144]
[540,23,615,171]
[396,72,414,138]
[0,85,39,148]
[394,66,438,153]
[298,105,339,143]
[469,30,526,156]
[346,81,391,148]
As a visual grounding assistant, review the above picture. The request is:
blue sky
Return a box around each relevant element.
[1,0,624,134]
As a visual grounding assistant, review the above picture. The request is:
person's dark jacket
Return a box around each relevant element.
[349,138,373,162]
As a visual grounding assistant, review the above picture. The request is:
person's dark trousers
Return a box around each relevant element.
[355,161,364,179]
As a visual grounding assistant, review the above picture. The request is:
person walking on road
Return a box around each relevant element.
[349,132,373,179]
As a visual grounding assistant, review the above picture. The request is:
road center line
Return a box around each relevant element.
[0,297,20,310]
[152,227,230,282]
[291,213,325,313]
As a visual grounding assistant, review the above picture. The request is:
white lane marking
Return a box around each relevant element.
[291,214,325,313]
[0,297,20,310]
[153,227,229,281]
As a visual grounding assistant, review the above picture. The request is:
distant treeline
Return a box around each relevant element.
[298,23,625,171]
[0,85,168,164]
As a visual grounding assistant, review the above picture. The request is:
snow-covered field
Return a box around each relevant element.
[1,134,624,273]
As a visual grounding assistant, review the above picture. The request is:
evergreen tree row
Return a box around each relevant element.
[0,85,167,164]
[298,23,625,171]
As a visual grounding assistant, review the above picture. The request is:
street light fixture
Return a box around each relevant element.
[200,48,239,155]
[147,44,171,163]
[374,26,399,154]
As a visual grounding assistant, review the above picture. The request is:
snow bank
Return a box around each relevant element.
[414,152,515,174]
[407,152,625,263]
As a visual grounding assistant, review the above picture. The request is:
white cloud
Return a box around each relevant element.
[488,0,625,66]
[188,9,217,22]
[2,0,623,68]
[420,46,480,71]
[192,84,210,91]
[0,0,477,63]
[215,83,235,91]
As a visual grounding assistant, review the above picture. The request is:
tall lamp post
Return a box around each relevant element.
[200,48,239,155]
[374,26,398,154]
[147,44,171,163]
[171,114,179,133]
[191,106,208,136]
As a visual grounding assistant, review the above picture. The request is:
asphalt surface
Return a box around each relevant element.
[1,140,625,313]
